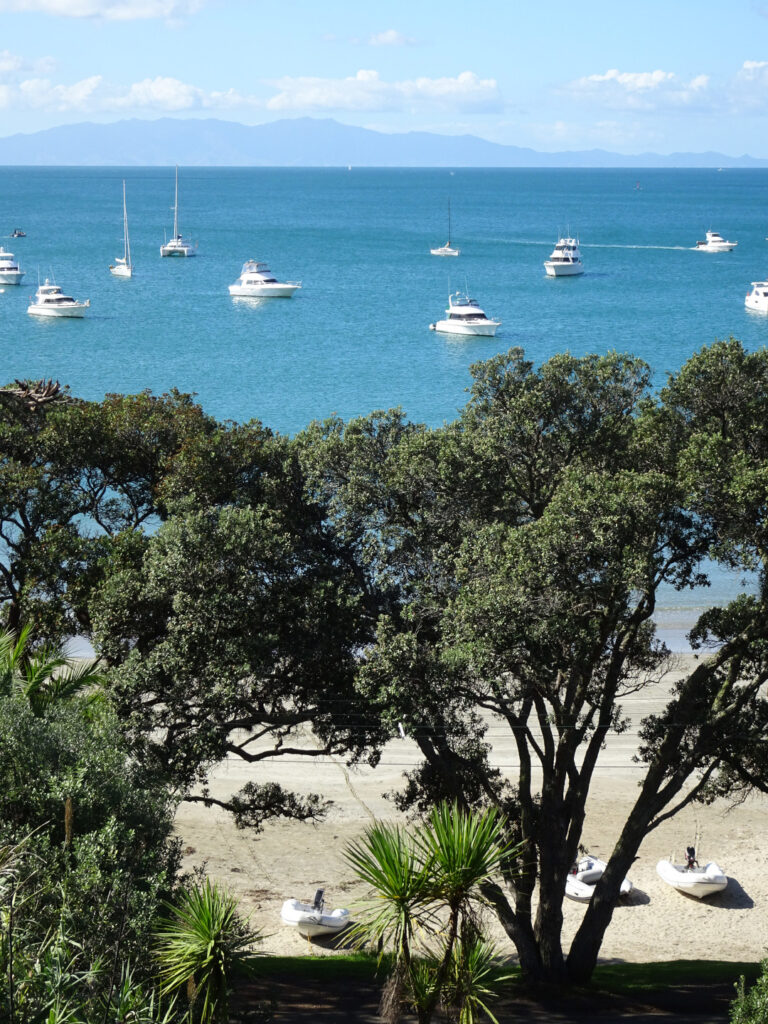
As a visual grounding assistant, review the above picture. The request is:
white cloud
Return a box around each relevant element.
[566,67,711,110]
[368,29,415,47]
[17,74,102,109]
[0,49,55,75]
[0,0,202,19]
[0,69,263,113]
[266,69,501,113]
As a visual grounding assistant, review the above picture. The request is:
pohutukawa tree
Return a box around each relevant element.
[298,341,768,985]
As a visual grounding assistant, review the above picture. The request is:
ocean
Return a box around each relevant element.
[2,165,766,646]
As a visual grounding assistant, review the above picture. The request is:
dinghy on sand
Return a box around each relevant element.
[280,889,351,938]
[656,847,727,899]
[565,856,633,903]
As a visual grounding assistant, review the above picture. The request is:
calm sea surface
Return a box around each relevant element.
[3,166,767,646]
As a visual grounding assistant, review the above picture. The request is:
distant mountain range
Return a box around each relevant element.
[0,117,766,168]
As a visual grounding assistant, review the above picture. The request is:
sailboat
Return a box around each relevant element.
[430,200,460,257]
[109,180,133,278]
[160,165,196,257]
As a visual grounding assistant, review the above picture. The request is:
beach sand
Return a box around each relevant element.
[174,653,768,964]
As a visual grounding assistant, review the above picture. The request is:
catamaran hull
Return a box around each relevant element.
[160,246,195,257]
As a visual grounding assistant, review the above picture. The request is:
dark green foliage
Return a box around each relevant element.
[732,960,768,1024]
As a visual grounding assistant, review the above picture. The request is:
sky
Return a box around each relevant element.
[1,0,768,155]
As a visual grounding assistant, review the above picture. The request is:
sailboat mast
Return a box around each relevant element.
[122,180,131,267]
[173,165,179,238]
[448,199,451,246]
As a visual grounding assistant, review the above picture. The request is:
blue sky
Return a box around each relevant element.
[1,0,767,154]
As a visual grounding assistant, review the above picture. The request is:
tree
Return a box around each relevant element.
[302,344,768,985]
[0,384,218,643]
[346,803,515,1024]
[91,439,389,829]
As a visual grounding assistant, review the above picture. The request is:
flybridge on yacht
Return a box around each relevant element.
[429,291,500,336]
[544,236,584,277]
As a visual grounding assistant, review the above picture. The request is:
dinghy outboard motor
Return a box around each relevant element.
[312,888,325,912]
[685,846,697,870]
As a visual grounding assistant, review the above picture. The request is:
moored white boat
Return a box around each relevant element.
[430,199,460,256]
[745,281,768,313]
[544,236,584,276]
[110,180,133,278]
[694,230,737,252]
[0,247,24,285]
[228,259,301,298]
[565,856,633,903]
[28,279,90,318]
[429,291,500,336]
[656,854,727,899]
[160,165,196,257]
[280,891,350,939]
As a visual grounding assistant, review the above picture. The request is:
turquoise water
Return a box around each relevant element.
[3,166,766,646]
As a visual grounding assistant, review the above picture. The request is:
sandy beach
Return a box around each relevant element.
[174,653,768,964]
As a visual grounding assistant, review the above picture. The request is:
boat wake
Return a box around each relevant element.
[498,239,689,251]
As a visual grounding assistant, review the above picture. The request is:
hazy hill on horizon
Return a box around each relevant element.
[1,116,766,168]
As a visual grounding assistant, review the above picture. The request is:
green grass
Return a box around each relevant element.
[252,953,760,994]
[591,960,761,995]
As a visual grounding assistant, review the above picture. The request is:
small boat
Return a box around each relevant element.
[565,856,633,903]
[10,228,25,238]
[0,248,24,285]
[431,199,460,257]
[280,890,351,939]
[160,165,196,257]
[28,279,90,318]
[694,230,737,252]
[228,259,301,298]
[746,280,768,313]
[429,291,500,336]
[656,848,727,899]
[544,236,584,277]
[110,180,133,278]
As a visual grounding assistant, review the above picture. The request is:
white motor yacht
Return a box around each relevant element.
[745,280,768,312]
[228,259,301,298]
[28,279,89,318]
[110,180,133,278]
[694,230,737,252]
[544,237,584,276]
[160,165,196,257]
[0,248,24,285]
[429,291,500,336]
[430,199,460,256]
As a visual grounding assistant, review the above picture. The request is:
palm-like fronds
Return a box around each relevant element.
[0,627,105,715]
[417,803,513,910]
[154,879,262,1024]
[444,934,515,1024]
[344,822,435,964]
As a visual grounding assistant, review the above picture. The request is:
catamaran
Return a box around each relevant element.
[110,180,133,278]
[160,165,196,257]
